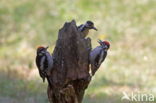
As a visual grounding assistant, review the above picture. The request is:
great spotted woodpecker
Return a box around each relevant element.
[89,40,110,75]
[78,21,97,38]
[36,46,53,87]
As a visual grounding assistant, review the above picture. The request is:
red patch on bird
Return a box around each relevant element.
[103,41,110,46]
[37,46,45,49]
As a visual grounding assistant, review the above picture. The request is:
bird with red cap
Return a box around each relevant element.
[89,40,110,75]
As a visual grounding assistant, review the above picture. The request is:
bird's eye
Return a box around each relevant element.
[88,23,92,26]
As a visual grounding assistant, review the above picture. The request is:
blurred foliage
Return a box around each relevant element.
[0,0,156,103]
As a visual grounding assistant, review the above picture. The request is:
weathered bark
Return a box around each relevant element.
[47,20,94,103]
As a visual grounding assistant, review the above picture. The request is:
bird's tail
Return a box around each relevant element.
[47,77,52,88]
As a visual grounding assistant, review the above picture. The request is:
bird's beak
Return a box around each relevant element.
[97,39,103,45]
[45,46,49,50]
[98,39,102,42]
[92,27,98,31]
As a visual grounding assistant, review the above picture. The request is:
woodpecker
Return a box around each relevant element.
[36,46,53,87]
[78,21,97,38]
[89,40,110,75]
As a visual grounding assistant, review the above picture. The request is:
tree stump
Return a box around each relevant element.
[47,20,94,103]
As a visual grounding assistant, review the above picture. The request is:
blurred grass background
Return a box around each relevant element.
[0,0,156,103]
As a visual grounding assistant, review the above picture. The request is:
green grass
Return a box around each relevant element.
[0,0,156,103]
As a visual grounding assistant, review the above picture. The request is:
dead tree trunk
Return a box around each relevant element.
[47,20,94,103]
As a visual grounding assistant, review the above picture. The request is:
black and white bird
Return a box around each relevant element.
[78,21,97,38]
[89,40,110,75]
[36,46,53,86]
